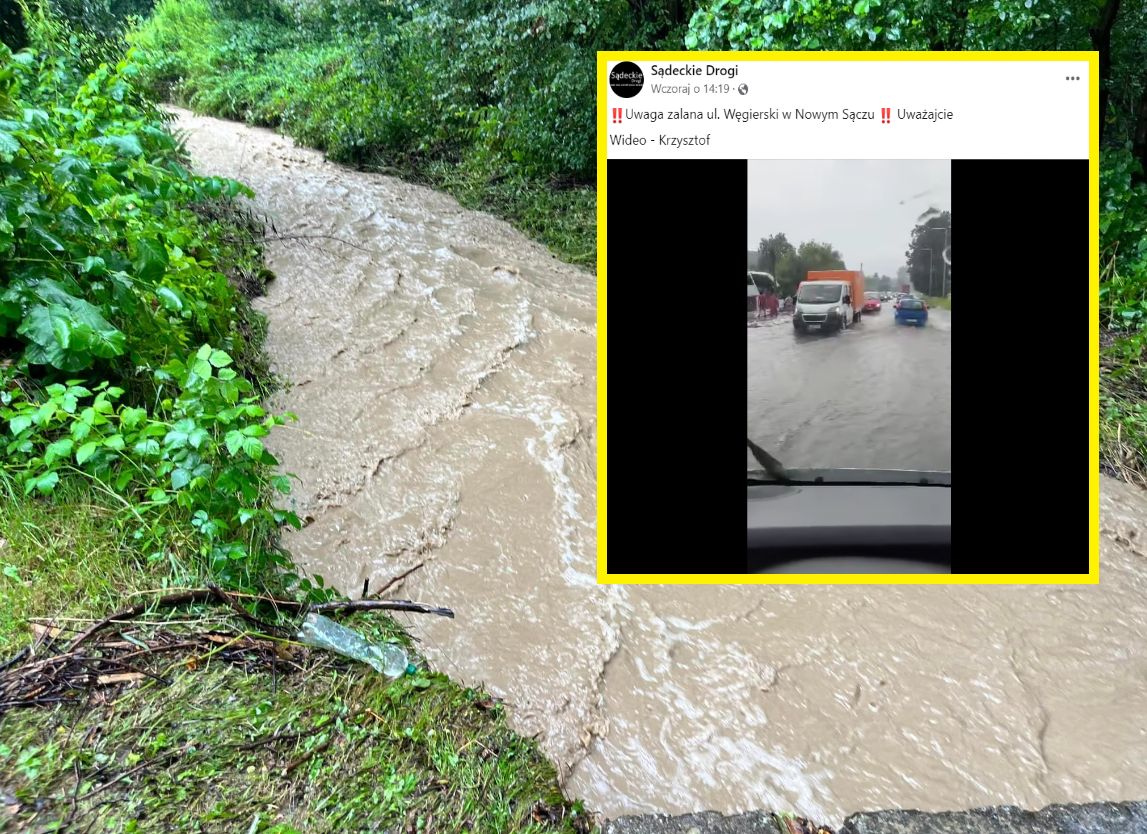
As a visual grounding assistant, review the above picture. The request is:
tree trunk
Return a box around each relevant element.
[1090,0,1122,145]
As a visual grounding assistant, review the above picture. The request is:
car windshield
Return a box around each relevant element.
[797,283,841,303]
[747,160,951,474]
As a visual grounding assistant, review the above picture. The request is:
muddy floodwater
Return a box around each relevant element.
[747,308,951,472]
[174,108,1147,823]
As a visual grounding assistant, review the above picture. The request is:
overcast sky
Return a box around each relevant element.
[747,160,951,279]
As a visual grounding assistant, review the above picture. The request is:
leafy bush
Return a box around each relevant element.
[0,43,267,391]
[0,345,312,592]
[0,38,315,596]
[1099,148,1147,331]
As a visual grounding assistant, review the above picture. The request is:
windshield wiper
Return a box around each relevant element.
[747,437,788,481]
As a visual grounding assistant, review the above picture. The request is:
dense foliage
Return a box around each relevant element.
[126,0,696,266]
[0,33,320,596]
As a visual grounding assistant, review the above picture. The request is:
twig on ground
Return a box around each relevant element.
[68,591,216,651]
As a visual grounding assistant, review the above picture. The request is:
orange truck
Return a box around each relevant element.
[793,270,866,333]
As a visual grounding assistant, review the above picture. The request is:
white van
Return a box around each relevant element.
[793,280,853,333]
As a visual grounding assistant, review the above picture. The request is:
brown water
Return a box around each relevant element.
[173,108,1147,823]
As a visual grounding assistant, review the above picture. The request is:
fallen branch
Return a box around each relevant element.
[309,599,453,618]
[68,590,215,651]
[207,583,283,633]
[66,586,453,654]
[369,562,425,598]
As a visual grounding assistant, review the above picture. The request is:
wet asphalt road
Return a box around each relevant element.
[747,304,951,473]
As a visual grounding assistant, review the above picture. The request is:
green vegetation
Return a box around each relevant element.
[0,492,587,832]
[0,22,307,598]
[2,664,585,832]
[1100,150,1147,482]
[127,0,695,267]
[1,9,589,831]
[0,478,160,651]
[755,234,845,296]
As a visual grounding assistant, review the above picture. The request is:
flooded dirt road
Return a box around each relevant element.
[173,109,1147,823]
[748,308,951,472]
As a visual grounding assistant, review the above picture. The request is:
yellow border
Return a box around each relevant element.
[596,50,1099,585]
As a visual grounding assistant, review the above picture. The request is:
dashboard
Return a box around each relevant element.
[747,475,952,573]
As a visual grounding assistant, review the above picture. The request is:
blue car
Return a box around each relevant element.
[895,296,928,326]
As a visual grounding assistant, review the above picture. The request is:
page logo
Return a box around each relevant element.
[609,62,644,98]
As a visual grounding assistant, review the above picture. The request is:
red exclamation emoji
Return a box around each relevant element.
[882,107,890,124]
[613,107,622,124]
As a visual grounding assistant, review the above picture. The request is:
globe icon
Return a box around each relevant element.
[738,83,749,95]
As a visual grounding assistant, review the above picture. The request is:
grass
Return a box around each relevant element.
[1099,253,1147,485]
[1100,329,1147,485]
[0,483,594,833]
[418,159,596,268]
[0,477,164,656]
[923,295,951,310]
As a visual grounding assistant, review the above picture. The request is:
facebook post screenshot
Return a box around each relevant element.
[599,53,1096,582]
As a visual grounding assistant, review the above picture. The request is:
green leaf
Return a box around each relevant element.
[9,415,32,435]
[225,430,244,455]
[103,434,125,451]
[242,436,264,460]
[133,438,160,456]
[156,286,183,312]
[208,349,232,368]
[51,309,72,349]
[44,438,74,465]
[120,407,147,429]
[238,509,256,524]
[115,470,133,490]
[0,130,19,158]
[80,256,106,276]
[171,468,191,490]
[75,441,99,464]
[191,359,212,379]
[196,344,213,361]
[133,237,168,282]
[93,133,144,157]
[30,471,59,495]
[20,282,126,369]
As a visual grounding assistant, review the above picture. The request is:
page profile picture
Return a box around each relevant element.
[609,62,644,98]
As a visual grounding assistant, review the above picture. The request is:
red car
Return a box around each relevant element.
[863,292,882,312]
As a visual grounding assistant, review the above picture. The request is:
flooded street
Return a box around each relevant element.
[747,308,951,472]
[173,109,1147,824]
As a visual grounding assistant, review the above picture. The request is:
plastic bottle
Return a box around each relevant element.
[296,612,408,679]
